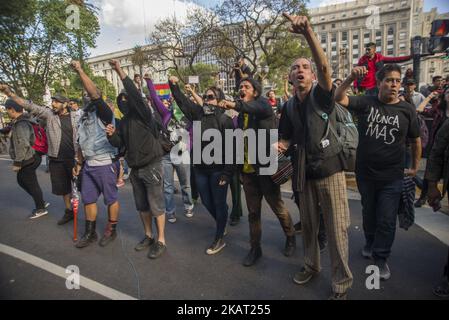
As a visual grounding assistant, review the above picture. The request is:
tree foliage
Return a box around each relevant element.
[0,0,100,104]
[169,63,219,92]
[147,0,309,94]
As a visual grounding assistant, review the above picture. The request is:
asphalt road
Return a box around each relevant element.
[0,156,447,300]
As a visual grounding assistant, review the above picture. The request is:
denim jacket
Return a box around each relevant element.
[77,110,116,161]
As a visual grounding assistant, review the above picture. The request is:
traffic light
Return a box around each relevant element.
[428,19,449,54]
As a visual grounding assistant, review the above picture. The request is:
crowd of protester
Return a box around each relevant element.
[1,13,449,300]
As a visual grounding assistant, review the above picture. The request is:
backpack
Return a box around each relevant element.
[285,95,358,172]
[31,123,48,155]
[326,103,358,172]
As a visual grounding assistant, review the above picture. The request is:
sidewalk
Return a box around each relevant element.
[279,160,449,246]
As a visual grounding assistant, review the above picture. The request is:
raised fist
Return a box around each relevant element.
[184,84,194,93]
[70,60,82,71]
[283,13,311,35]
[351,66,368,79]
[109,59,121,70]
[169,76,179,84]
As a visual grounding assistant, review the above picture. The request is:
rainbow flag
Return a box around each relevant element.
[154,83,171,100]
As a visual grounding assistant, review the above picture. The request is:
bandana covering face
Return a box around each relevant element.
[203,104,216,115]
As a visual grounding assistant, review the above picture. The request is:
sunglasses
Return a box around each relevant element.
[203,94,216,101]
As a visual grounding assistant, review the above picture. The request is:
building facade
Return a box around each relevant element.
[309,0,423,79]
[86,45,173,94]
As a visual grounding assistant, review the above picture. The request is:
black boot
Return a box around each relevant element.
[243,246,262,267]
[284,235,296,257]
[75,220,98,248]
[57,209,74,225]
[99,221,117,247]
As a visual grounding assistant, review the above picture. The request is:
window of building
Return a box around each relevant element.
[353,11,358,15]
[342,31,348,41]
[389,3,394,9]
[332,23,336,28]
[321,33,326,43]
[388,27,394,36]
[399,32,407,40]
[320,16,325,21]
[353,43,359,49]
[376,39,381,47]
[376,31,381,38]
[322,25,325,30]
[331,33,337,42]
[342,13,346,18]
[353,32,359,40]
[401,1,407,6]
[342,22,347,27]
[388,49,394,55]
[399,43,406,50]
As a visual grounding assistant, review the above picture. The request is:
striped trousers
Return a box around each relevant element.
[298,171,353,293]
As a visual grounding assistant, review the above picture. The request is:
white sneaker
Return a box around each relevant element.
[29,209,48,219]
[167,213,177,223]
[185,209,194,218]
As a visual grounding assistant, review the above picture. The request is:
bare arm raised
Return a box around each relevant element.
[283,13,332,91]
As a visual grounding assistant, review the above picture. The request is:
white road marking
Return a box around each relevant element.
[0,243,137,300]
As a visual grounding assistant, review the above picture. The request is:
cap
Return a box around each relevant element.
[4,99,24,112]
[51,94,69,103]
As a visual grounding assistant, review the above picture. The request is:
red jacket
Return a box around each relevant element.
[354,53,411,90]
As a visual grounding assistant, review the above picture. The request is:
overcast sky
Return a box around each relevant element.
[88,0,449,57]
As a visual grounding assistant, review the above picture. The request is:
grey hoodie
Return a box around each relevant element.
[9,114,35,167]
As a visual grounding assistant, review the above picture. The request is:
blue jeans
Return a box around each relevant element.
[357,177,403,261]
[162,154,193,215]
[194,168,229,239]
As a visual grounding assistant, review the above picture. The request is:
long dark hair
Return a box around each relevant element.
[206,86,225,101]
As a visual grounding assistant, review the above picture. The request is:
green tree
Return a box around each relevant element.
[52,64,116,103]
[131,45,147,78]
[169,63,219,93]
[261,32,311,95]
[0,0,100,104]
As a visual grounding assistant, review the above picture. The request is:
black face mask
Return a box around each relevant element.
[203,104,215,115]
[117,93,129,115]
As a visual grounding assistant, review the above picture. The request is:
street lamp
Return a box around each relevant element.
[339,47,348,79]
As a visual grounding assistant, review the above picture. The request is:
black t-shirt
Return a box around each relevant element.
[56,114,74,161]
[348,96,420,180]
